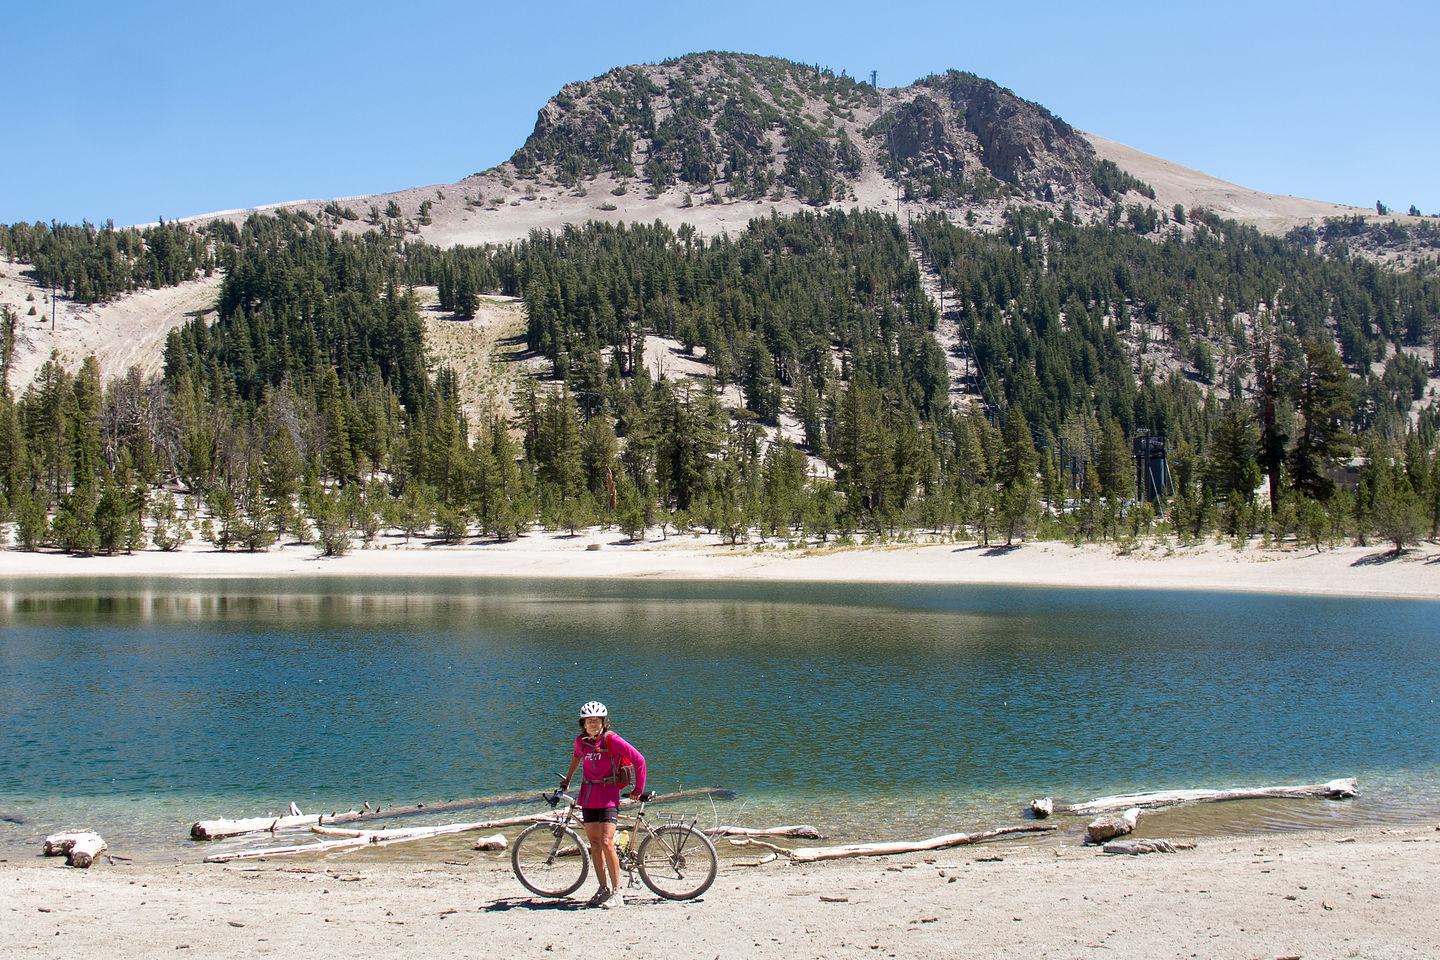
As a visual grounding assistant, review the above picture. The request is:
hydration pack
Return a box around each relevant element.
[585,731,635,788]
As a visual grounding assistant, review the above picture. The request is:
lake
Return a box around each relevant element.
[2,577,1437,860]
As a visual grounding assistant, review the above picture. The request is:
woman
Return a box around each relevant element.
[558,700,646,908]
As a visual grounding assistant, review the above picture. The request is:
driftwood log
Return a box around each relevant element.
[704,824,823,839]
[1031,778,1359,818]
[1103,839,1196,855]
[43,831,108,868]
[202,835,371,862]
[191,810,363,840]
[191,787,735,840]
[788,825,1056,863]
[1086,808,1140,844]
[314,817,537,845]
[204,815,550,862]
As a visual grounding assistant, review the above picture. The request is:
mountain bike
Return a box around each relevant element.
[510,782,718,901]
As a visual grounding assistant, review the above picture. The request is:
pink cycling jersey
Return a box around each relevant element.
[573,731,647,809]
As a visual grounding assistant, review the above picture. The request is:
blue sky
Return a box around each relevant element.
[4,0,1435,227]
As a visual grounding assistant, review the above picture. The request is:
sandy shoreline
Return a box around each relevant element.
[4,824,1437,959]
[0,532,1437,601]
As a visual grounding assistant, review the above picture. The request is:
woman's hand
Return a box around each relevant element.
[628,789,642,800]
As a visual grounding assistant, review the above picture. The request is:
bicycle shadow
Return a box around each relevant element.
[481,893,676,912]
[481,896,587,912]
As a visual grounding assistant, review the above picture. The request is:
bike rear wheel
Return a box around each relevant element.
[511,821,590,898]
[637,824,718,900]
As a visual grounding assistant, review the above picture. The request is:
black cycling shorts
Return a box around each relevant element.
[581,806,619,824]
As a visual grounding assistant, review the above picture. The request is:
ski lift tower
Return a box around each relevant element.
[1132,430,1171,507]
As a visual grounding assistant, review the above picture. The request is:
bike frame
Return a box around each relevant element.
[545,787,676,880]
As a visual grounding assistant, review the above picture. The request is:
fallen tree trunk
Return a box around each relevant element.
[203,836,371,863]
[1103,839,1196,855]
[343,786,732,821]
[314,816,544,844]
[726,837,798,857]
[1061,778,1359,817]
[789,824,1056,863]
[191,810,363,841]
[43,831,108,868]
[191,787,734,840]
[205,815,554,861]
[705,824,823,839]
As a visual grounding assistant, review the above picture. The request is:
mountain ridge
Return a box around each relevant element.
[171,50,1374,248]
[1,51,1426,404]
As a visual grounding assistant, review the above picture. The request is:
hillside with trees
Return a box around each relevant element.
[0,52,1437,561]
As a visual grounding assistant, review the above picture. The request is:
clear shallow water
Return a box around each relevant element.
[1,577,1437,861]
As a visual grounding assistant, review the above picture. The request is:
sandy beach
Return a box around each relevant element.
[4,824,1437,959]
[0,532,1436,601]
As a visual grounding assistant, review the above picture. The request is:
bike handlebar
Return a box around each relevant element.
[542,786,657,806]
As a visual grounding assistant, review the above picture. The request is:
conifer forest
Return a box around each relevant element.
[1,196,1437,559]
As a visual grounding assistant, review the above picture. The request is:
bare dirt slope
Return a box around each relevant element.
[1,258,219,394]
[1083,133,1369,232]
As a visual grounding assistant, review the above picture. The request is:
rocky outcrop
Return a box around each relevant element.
[948,74,1094,200]
[505,53,1130,209]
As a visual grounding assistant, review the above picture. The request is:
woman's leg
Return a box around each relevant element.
[583,820,618,893]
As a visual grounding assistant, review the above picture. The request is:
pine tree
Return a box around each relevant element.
[997,409,1038,545]
[1289,340,1355,500]
[1371,453,1423,554]
[534,389,583,499]
[319,368,355,483]
[1207,397,1263,535]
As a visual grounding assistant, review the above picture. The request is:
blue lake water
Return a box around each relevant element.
[1,577,1437,861]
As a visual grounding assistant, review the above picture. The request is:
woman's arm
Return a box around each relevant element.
[559,741,581,791]
[610,733,647,797]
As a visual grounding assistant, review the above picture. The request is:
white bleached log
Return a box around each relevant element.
[789,824,1056,863]
[1062,778,1359,817]
[43,831,108,868]
[1103,839,1196,855]
[726,837,797,857]
[1086,808,1140,844]
[191,810,362,841]
[705,824,823,839]
[206,815,548,861]
[191,787,736,841]
[203,836,370,863]
[312,812,554,841]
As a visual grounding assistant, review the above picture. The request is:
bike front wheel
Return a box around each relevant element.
[511,821,590,898]
[637,824,718,900]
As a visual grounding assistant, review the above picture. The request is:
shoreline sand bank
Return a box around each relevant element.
[3,824,1437,959]
[1,534,1437,600]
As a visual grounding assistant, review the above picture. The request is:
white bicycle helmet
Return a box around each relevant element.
[579,700,608,718]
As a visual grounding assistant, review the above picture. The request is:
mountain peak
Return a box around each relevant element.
[504,52,1116,211]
